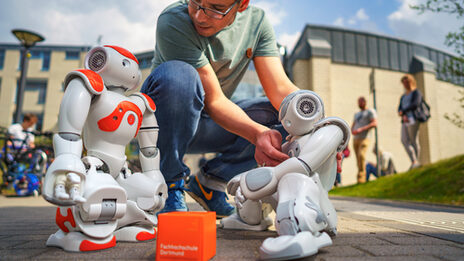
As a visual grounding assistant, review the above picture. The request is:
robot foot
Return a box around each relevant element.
[219,213,273,231]
[114,225,157,242]
[46,229,116,252]
[259,231,332,260]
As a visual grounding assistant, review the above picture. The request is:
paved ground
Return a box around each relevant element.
[0,194,463,260]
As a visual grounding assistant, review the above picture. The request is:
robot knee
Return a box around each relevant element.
[80,173,127,222]
[276,198,327,237]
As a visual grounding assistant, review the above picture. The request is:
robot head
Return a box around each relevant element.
[84,45,141,91]
[279,90,325,136]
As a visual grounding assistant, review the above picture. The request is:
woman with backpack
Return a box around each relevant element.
[398,74,425,170]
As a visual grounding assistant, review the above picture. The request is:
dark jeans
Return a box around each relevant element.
[141,61,283,185]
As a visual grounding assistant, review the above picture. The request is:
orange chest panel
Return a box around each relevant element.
[97,101,143,138]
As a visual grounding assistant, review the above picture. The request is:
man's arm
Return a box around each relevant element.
[253,56,299,110]
[353,117,377,135]
[197,64,289,166]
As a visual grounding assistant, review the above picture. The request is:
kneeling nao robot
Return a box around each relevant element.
[222,90,350,260]
[42,45,167,252]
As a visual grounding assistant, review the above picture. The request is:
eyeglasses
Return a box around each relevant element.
[188,0,239,20]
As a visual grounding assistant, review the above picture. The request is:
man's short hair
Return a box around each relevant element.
[23,113,38,123]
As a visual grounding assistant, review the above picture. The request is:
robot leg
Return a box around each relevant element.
[220,198,273,231]
[312,172,338,235]
[259,173,332,260]
[47,160,127,252]
[115,171,164,242]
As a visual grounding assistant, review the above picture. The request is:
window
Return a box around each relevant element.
[16,80,48,105]
[0,49,4,70]
[42,51,50,71]
[65,51,80,60]
[20,50,51,71]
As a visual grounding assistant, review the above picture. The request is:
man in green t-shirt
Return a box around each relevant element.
[141,0,299,217]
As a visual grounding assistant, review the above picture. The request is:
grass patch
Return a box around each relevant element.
[330,154,464,206]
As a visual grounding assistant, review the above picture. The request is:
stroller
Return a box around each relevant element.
[0,128,49,196]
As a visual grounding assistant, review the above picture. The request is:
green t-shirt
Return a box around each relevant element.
[153,0,279,98]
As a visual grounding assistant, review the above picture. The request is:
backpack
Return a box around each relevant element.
[413,98,431,123]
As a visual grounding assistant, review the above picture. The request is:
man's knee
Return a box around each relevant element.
[142,60,202,98]
[141,62,204,116]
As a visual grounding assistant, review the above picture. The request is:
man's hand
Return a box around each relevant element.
[254,129,289,166]
[351,128,361,135]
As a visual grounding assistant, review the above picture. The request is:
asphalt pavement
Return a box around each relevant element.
[0,194,463,260]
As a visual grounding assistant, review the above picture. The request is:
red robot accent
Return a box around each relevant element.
[104,45,139,65]
[75,69,104,93]
[141,93,156,111]
[79,236,116,251]
[135,228,157,241]
[56,208,76,233]
[97,101,143,138]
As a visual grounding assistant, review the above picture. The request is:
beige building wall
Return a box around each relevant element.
[293,57,464,186]
[0,48,87,131]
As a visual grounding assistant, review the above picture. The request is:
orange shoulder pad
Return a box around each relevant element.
[64,69,105,95]
[131,93,156,112]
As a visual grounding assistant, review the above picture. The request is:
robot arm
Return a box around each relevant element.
[134,95,167,212]
[43,75,98,206]
[234,91,350,201]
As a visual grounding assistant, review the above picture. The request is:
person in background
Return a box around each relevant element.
[334,147,350,187]
[351,96,377,184]
[366,145,397,181]
[398,74,422,170]
[7,113,38,150]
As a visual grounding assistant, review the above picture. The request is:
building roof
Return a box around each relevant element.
[286,24,463,86]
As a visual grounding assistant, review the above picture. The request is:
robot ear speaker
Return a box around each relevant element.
[296,96,317,118]
[88,49,107,72]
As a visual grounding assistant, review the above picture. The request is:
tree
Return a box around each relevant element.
[412,0,464,129]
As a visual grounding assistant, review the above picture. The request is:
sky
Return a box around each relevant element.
[0,0,461,55]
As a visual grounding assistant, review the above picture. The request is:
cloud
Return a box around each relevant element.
[277,31,301,54]
[254,1,287,26]
[356,8,369,21]
[332,8,379,33]
[388,0,461,53]
[333,17,345,27]
[0,0,177,53]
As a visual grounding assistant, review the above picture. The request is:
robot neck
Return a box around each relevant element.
[107,86,127,94]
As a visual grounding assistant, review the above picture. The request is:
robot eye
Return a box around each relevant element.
[122,59,130,67]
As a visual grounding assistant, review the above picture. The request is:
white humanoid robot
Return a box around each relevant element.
[42,45,167,252]
[221,90,350,260]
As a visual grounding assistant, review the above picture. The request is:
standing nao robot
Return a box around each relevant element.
[42,45,167,252]
[222,90,350,260]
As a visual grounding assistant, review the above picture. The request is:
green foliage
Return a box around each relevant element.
[444,89,464,128]
[330,154,464,206]
[411,0,464,57]
[411,0,464,129]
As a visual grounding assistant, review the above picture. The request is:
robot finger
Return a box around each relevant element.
[235,187,246,204]
[69,186,86,203]
[66,172,82,184]
[234,197,243,209]
[54,184,70,200]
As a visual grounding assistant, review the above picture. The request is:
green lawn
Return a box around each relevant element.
[330,154,464,206]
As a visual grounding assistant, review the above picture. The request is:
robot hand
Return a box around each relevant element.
[43,154,87,206]
[55,172,86,203]
[227,173,247,209]
[227,173,242,196]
